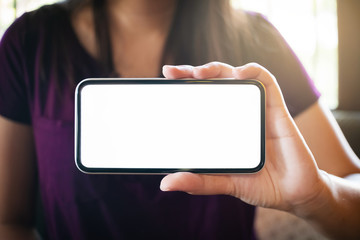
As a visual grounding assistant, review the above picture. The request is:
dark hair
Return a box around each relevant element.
[164,0,247,66]
[64,0,249,77]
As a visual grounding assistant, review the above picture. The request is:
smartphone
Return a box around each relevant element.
[75,78,265,174]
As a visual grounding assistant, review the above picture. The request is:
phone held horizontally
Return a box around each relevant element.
[75,78,265,174]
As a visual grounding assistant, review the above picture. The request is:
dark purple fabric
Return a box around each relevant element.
[243,12,321,116]
[0,4,319,240]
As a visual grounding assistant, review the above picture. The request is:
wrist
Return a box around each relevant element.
[290,170,335,220]
[288,171,360,239]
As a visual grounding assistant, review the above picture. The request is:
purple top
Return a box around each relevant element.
[0,4,319,240]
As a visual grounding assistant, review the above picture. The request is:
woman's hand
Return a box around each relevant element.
[161,62,326,213]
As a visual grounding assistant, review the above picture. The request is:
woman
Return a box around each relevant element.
[0,0,359,239]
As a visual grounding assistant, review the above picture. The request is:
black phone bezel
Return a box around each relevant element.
[75,78,266,174]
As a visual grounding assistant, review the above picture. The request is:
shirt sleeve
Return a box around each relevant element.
[0,14,31,124]
[244,13,321,117]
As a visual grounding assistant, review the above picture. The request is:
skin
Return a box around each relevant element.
[1,0,360,239]
[295,100,360,178]
[72,0,176,77]
[0,117,39,239]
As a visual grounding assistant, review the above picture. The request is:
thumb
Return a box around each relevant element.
[160,172,235,195]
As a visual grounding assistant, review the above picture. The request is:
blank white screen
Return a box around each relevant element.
[79,83,262,169]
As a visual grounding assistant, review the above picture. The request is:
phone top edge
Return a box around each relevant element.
[80,77,236,81]
[76,78,266,105]
[76,78,264,87]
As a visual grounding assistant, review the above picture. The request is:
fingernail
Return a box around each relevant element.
[163,65,174,69]
[177,65,194,71]
[160,182,170,191]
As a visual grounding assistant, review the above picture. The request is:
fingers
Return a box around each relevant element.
[193,62,234,79]
[162,65,195,79]
[163,61,289,120]
[233,63,286,109]
[163,62,234,79]
[160,172,235,195]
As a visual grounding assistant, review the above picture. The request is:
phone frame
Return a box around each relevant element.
[75,78,266,174]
